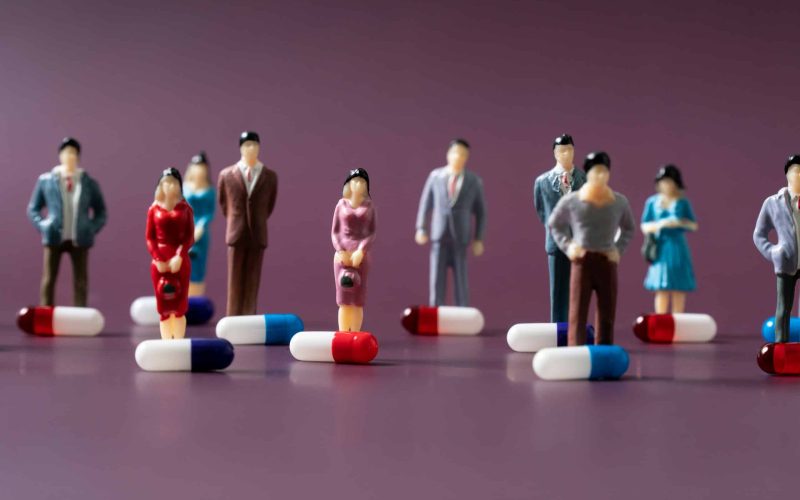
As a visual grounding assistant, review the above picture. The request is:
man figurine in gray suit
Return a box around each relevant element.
[27,137,107,307]
[534,134,586,322]
[754,154,800,343]
[415,138,487,306]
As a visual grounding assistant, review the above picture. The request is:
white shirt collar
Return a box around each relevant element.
[237,160,263,172]
[52,165,84,178]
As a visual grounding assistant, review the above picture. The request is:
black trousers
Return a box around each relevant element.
[775,270,800,343]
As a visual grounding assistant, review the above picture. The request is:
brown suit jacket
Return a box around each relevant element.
[218,164,278,248]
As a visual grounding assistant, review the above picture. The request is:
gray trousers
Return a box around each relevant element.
[775,270,800,342]
[548,249,571,323]
[430,239,469,306]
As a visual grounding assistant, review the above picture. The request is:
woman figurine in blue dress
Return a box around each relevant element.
[641,165,698,314]
[183,152,215,297]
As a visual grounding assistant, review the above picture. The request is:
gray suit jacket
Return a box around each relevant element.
[754,187,800,275]
[27,169,107,247]
[416,167,487,246]
[534,166,587,254]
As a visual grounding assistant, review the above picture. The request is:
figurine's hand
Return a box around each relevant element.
[415,230,429,245]
[605,248,621,264]
[194,226,204,242]
[642,222,660,234]
[336,250,353,267]
[168,255,182,273]
[154,260,169,273]
[472,240,485,257]
[351,249,365,268]
[567,243,586,261]
[661,219,681,229]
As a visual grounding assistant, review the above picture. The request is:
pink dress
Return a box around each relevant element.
[332,197,376,306]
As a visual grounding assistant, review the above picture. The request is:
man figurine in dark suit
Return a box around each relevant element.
[534,134,587,322]
[415,138,487,306]
[218,131,278,316]
[27,137,107,307]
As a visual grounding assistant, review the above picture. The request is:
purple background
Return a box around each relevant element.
[2,0,799,334]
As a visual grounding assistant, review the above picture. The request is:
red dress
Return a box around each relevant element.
[146,200,194,320]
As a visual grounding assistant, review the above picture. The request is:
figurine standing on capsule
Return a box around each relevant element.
[534,134,586,323]
[146,168,194,339]
[27,137,107,307]
[415,139,487,306]
[332,168,376,332]
[218,131,278,316]
[641,165,698,313]
[548,151,635,346]
[183,151,215,298]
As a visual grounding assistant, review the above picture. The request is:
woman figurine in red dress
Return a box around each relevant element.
[146,168,194,339]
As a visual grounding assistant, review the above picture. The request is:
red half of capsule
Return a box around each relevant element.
[332,332,379,364]
[758,343,800,375]
[633,314,676,343]
[17,306,55,336]
[401,306,438,335]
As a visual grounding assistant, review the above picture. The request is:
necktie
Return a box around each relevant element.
[449,175,457,200]
[66,176,73,193]
[561,172,571,193]
[247,168,253,183]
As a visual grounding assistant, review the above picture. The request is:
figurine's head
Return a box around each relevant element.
[343,168,370,198]
[785,155,800,193]
[583,151,611,186]
[552,134,575,169]
[185,151,212,189]
[155,168,184,207]
[655,164,684,196]
[239,131,260,164]
[58,137,81,168]
[446,138,470,171]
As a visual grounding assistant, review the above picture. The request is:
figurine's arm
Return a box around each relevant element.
[415,172,435,236]
[183,206,195,254]
[145,206,161,261]
[331,202,345,251]
[218,173,228,218]
[616,200,636,254]
[266,172,278,218]
[27,177,47,231]
[473,178,487,242]
[640,198,661,234]
[89,179,107,235]
[547,198,573,255]
[196,190,216,229]
[754,199,776,260]
[533,179,546,224]
[358,206,377,252]
[675,198,698,231]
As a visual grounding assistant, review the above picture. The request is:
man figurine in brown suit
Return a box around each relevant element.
[218,131,278,316]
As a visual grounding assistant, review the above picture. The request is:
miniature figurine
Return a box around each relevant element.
[183,152,215,297]
[27,137,107,307]
[332,168,376,332]
[218,131,278,316]
[548,151,635,346]
[534,134,587,322]
[415,138,487,306]
[146,168,194,340]
[640,165,698,313]
[753,154,800,344]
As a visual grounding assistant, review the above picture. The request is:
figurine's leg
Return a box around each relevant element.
[241,246,264,316]
[429,242,447,306]
[594,255,618,345]
[227,246,245,316]
[567,256,591,346]
[159,318,171,339]
[69,244,89,307]
[775,273,797,343]
[654,292,669,314]
[173,315,186,339]
[671,292,686,314]
[189,282,206,297]
[337,306,364,332]
[452,244,469,307]
[40,245,62,306]
[549,250,571,323]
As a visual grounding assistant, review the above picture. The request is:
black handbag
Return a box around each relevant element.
[642,233,659,264]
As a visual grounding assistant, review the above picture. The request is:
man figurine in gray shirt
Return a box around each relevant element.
[753,154,800,343]
[415,138,487,306]
[534,134,587,322]
[548,151,635,346]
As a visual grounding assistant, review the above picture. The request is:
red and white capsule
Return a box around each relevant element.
[289,331,378,364]
[633,313,717,343]
[401,306,485,335]
[17,306,105,336]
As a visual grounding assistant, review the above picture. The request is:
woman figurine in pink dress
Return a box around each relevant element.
[332,168,376,332]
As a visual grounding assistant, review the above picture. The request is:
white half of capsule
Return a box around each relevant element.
[672,313,717,342]
[507,323,559,352]
[437,306,485,335]
[53,307,105,336]
[533,347,592,380]
[290,331,336,362]
[135,339,192,371]
[216,315,264,344]
[130,296,160,326]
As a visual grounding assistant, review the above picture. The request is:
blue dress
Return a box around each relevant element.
[184,187,215,283]
[642,195,696,292]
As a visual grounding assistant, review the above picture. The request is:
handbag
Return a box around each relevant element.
[642,233,659,264]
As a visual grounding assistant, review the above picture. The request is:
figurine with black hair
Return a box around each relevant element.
[218,131,278,316]
[332,168,376,332]
[641,165,698,313]
[27,137,107,307]
[183,151,215,297]
[415,138,487,306]
[146,168,194,339]
[548,152,635,346]
[534,133,587,322]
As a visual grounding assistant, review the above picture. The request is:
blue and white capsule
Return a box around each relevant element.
[507,323,595,352]
[135,338,234,372]
[533,345,629,381]
[130,296,214,326]
[761,317,800,343]
[216,314,304,345]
